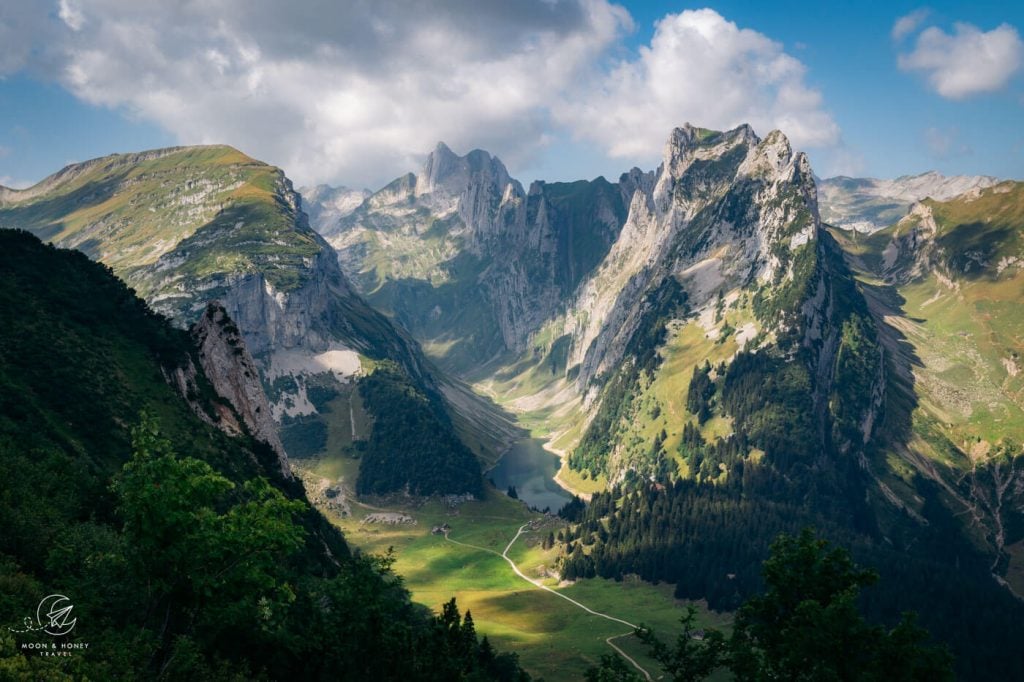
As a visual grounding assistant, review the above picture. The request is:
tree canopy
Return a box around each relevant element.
[590,529,953,682]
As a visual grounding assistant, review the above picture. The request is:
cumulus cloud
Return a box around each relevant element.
[554,9,840,162]
[899,22,1024,99]
[891,9,929,42]
[53,0,640,186]
[3,2,843,187]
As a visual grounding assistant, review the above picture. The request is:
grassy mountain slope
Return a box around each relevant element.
[0,146,318,299]
[0,230,525,680]
[832,182,1024,591]
[0,146,489,498]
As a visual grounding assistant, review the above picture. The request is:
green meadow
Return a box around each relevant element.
[295,449,722,681]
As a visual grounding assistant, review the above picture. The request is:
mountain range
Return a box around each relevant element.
[2,126,1022,679]
[817,171,1001,232]
[307,128,1024,676]
[0,146,497,498]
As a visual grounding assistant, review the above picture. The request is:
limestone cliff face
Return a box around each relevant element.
[191,302,292,479]
[564,124,825,389]
[0,145,439,458]
[324,144,626,358]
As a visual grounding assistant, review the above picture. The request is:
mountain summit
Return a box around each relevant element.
[0,144,485,497]
[302,126,1024,677]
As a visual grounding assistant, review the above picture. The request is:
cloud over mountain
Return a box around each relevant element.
[554,8,840,161]
[4,1,840,186]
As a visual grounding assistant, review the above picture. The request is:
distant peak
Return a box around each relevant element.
[432,141,456,157]
[426,141,498,167]
[418,141,513,199]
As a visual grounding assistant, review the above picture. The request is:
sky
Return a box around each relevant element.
[0,1,1022,190]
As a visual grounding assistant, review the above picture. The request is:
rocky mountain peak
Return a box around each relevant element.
[652,124,762,216]
[739,129,795,177]
[298,183,371,232]
[416,142,518,202]
[408,142,525,246]
[661,123,759,180]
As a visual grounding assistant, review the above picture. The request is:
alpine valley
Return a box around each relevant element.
[2,124,1022,680]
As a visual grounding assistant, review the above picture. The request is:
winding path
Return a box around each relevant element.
[445,523,652,680]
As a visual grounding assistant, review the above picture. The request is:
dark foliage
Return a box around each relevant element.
[685,361,715,424]
[0,231,526,680]
[356,362,484,497]
[591,529,953,681]
[560,475,1024,679]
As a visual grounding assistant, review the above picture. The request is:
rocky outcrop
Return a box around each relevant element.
[564,124,824,388]
[298,184,370,233]
[190,301,292,478]
[323,143,626,359]
[878,201,943,284]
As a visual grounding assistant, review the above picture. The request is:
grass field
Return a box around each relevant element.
[294,447,721,681]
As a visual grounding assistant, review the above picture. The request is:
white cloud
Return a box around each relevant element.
[25,0,631,187]
[891,9,929,42]
[814,145,866,178]
[899,22,1024,99]
[553,9,840,163]
[2,2,844,187]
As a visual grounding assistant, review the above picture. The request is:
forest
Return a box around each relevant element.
[356,361,484,497]
[586,529,954,681]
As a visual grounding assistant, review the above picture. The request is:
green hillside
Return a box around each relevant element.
[0,231,526,681]
[831,183,1024,589]
[0,146,494,499]
[0,146,320,300]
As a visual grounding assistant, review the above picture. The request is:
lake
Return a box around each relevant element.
[487,437,572,512]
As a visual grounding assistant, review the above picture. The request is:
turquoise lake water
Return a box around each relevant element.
[487,437,572,512]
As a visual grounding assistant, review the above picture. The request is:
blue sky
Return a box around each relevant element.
[0,1,1021,189]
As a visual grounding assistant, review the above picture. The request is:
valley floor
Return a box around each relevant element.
[293,451,727,681]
